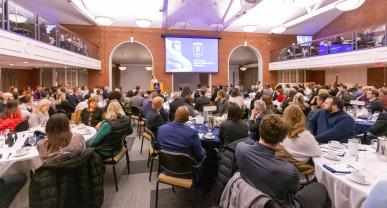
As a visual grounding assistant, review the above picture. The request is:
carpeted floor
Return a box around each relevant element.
[101,127,218,208]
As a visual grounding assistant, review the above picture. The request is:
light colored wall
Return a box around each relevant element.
[119,64,152,92]
[325,67,367,86]
[173,73,201,91]
[228,65,240,86]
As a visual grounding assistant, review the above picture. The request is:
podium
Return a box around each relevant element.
[150,82,163,91]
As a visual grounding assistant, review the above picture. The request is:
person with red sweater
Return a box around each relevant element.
[0,100,24,131]
[276,88,286,103]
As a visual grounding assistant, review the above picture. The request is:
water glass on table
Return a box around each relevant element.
[348,138,360,156]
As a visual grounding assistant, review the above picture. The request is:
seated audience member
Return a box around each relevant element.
[32,86,42,100]
[261,94,277,113]
[194,88,211,112]
[214,90,229,116]
[249,92,262,110]
[89,100,132,159]
[142,92,168,122]
[169,92,185,116]
[282,88,297,111]
[157,106,205,161]
[37,113,86,163]
[307,94,329,122]
[291,93,310,116]
[236,114,331,208]
[379,88,387,109]
[184,95,199,117]
[219,103,248,145]
[307,96,355,143]
[106,90,124,111]
[18,95,34,118]
[368,111,387,138]
[0,100,24,131]
[0,173,27,208]
[123,90,134,115]
[365,89,384,113]
[130,91,144,109]
[68,87,84,108]
[356,86,371,102]
[80,96,103,127]
[55,92,75,118]
[362,180,387,208]
[276,88,286,103]
[228,89,244,108]
[145,96,165,135]
[278,105,321,185]
[28,99,51,128]
[0,93,14,113]
[180,86,192,99]
[249,100,273,140]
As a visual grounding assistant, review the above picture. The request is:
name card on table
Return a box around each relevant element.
[203,106,217,112]
[350,100,365,106]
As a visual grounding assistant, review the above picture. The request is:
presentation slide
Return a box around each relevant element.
[165,37,218,73]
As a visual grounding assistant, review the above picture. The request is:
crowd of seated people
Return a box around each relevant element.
[0,81,386,207]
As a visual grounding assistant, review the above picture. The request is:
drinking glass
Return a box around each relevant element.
[29,135,37,146]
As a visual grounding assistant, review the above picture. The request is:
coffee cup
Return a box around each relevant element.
[205,132,213,138]
[351,170,366,183]
[328,140,341,148]
[326,150,338,160]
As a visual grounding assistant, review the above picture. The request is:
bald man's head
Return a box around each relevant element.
[174,106,189,123]
[152,96,164,111]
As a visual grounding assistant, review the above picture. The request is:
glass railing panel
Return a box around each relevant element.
[72,34,84,55]
[355,25,386,49]
[329,32,354,54]
[58,26,73,51]
[8,1,36,39]
[0,0,4,29]
[84,41,98,59]
[38,17,57,46]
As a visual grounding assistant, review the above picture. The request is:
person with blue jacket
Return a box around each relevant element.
[307,96,355,143]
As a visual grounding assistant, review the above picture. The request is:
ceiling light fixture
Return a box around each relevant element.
[335,0,365,11]
[9,13,28,23]
[240,67,247,71]
[9,63,14,66]
[119,66,127,71]
[271,26,287,34]
[95,16,114,26]
[242,25,257,32]
[23,61,28,64]
[135,19,152,28]
[145,66,152,71]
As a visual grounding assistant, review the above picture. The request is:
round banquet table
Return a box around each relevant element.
[354,118,374,135]
[313,144,387,208]
[0,125,96,208]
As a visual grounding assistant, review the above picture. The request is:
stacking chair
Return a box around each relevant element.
[155,150,205,208]
[143,128,158,181]
[130,106,145,140]
[14,120,29,132]
[99,133,130,191]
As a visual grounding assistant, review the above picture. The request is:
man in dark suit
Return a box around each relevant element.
[365,89,384,114]
[249,100,273,140]
[194,88,211,112]
[68,87,84,108]
[145,96,165,136]
[169,92,185,116]
[369,112,387,137]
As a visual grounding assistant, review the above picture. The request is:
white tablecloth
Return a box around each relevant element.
[313,145,387,208]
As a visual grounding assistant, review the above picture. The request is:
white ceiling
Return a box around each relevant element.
[12,0,348,35]
[0,54,72,69]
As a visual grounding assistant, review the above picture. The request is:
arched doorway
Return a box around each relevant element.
[109,41,154,91]
[228,45,263,91]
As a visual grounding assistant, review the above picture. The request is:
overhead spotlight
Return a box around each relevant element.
[242,25,257,32]
[119,66,127,71]
[95,16,114,26]
[9,13,28,23]
[23,61,28,64]
[9,63,14,66]
[271,26,287,34]
[130,36,134,43]
[145,66,152,71]
[240,67,247,71]
[135,19,152,28]
[335,0,365,11]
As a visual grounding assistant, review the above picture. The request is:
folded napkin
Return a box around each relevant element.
[24,131,45,146]
[323,164,353,174]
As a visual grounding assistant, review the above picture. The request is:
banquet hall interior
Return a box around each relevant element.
[0,0,387,207]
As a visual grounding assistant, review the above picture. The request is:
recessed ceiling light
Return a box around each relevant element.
[64,67,68,69]
[240,67,247,71]
[95,16,114,26]
[271,26,287,34]
[119,66,127,71]
[135,19,152,28]
[145,66,152,71]
[242,25,257,33]
[9,63,14,66]
[335,0,365,11]
[209,23,224,31]
[9,13,28,23]
[23,61,28,64]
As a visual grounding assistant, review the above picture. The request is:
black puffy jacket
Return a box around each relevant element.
[212,137,254,204]
[29,148,105,208]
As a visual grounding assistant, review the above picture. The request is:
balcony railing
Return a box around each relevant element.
[270,23,387,62]
[0,0,98,59]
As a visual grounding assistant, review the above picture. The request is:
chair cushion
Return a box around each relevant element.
[158,173,192,189]
[104,147,128,164]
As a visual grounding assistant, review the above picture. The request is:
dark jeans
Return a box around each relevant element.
[295,182,332,208]
[0,173,27,207]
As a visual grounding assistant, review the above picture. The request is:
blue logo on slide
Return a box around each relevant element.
[193,42,203,58]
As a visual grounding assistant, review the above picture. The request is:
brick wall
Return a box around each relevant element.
[65,25,296,92]
[314,0,387,39]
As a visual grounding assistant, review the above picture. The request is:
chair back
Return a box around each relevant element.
[131,106,141,116]
[14,120,29,132]
[145,127,158,150]
[158,150,195,176]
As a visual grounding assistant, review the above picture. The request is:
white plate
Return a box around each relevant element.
[346,175,371,185]
[13,149,30,157]
[323,154,341,161]
[204,135,215,140]
[329,143,344,149]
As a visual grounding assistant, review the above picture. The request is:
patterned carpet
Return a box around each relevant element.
[101,128,217,208]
